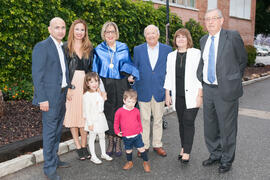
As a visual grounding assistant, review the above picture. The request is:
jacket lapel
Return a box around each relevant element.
[217,29,226,62]
[142,43,152,69]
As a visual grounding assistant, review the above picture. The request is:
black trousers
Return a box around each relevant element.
[101,78,130,135]
[175,96,199,154]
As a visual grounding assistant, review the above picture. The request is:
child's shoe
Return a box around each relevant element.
[143,161,151,173]
[101,154,113,161]
[123,161,133,170]
[90,156,102,164]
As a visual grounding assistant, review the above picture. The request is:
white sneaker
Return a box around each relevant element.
[90,157,102,164]
[101,154,113,161]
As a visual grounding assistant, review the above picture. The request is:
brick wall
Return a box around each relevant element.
[151,0,256,45]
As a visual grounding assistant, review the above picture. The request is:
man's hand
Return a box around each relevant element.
[40,101,49,111]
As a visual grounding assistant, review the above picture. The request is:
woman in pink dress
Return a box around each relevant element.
[63,19,105,160]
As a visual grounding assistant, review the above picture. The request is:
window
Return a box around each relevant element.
[230,0,251,19]
[208,0,217,10]
[152,0,196,8]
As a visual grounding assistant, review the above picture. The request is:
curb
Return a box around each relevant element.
[0,75,269,178]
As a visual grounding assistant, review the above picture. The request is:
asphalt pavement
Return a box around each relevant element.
[1,78,270,180]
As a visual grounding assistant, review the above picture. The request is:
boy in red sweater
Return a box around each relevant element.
[114,89,150,172]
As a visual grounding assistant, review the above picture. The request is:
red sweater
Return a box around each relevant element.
[114,107,143,137]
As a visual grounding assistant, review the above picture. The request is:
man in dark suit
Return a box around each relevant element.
[133,25,172,157]
[32,17,70,180]
[197,9,247,173]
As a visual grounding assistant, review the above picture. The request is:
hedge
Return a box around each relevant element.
[0,0,207,100]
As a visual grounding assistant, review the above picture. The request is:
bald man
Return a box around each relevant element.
[32,17,70,180]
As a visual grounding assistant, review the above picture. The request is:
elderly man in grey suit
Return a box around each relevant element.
[197,9,247,173]
[32,17,70,180]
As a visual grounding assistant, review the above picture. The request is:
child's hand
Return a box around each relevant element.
[88,125,94,131]
[118,132,122,137]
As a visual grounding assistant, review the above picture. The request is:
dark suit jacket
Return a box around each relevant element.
[197,29,247,101]
[32,36,69,106]
[133,42,172,102]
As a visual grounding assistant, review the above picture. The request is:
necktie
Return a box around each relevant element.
[207,36,215,83]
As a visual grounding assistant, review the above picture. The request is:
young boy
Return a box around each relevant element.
[114,89,150,172]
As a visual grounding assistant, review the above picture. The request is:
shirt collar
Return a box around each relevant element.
[123,105,134,111]
[50,35,63,47]
[209,30,221,39]
[147,42,159,50]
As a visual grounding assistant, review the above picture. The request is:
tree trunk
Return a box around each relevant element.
[0,90,4,117]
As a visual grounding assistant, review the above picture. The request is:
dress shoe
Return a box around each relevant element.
[123,161,133,170]
[137,149,149,157]
[181,158,189,164]
[57,161,71,168]
[218,163,231,173]
[202,158,220,166]
[153,147,167,157]
[143,161,151,172]
[46,172,60,180]
[178,155,182,160]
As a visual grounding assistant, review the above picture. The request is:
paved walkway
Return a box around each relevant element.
[1,79,270,180]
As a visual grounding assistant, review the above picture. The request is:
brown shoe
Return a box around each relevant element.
[137,149,149,157]
[123,161,133,170]
[143,161,151,172]
[153,147,167,157]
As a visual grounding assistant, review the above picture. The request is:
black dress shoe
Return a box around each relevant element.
[58,161,71,168]
[202,158,220,166]
[178,155,182,160]
[46,172,60,180]
[218,163,231,173]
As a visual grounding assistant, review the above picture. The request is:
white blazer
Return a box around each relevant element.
[164,48,202,110]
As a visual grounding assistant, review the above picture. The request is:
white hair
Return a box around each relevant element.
[144,24,160,37]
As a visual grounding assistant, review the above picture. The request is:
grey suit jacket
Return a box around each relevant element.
[32,37,69,106]
[197,29,247,101]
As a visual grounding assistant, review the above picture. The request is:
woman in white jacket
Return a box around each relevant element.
[164,28,203,163]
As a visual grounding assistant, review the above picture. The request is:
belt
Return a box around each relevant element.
[61,86,68,93]
[203,82,218,88]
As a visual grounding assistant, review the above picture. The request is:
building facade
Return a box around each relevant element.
[148,0,256,45]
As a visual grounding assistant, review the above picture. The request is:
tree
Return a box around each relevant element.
[255,0,270,36]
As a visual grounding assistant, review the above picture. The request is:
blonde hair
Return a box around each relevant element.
[83,72,100,93]
[67,19,93,59]
[123,89,137,101]
[100,21,119,41]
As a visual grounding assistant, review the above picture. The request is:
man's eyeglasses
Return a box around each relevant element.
[205,16,221,22]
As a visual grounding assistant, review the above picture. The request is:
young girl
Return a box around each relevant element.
[83,72,113,164]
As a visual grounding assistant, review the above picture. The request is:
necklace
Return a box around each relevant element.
[107,44,115,69]
[178,52,186,68]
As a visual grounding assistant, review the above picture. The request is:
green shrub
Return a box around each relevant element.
[245,45,256,66]
[1,80,33,101]
[184,19,207,49]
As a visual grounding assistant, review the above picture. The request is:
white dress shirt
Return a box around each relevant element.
[147,42,159,70]
[50,35,67,88]
[202,30,221,85]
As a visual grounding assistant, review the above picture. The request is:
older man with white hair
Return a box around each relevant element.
[133,25,172,157]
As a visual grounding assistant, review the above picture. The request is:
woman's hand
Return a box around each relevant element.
[128,75,134,83]
[101,92,107,101]
[196,95,203,107]
[67,89,73,101]
[88,125,94,131]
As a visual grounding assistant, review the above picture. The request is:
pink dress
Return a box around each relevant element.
[63,70,85,127]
